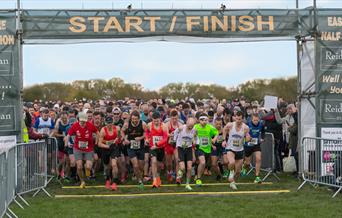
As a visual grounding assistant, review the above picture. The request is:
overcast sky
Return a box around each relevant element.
[1,0,341,90]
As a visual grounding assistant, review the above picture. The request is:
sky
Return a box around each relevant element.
[2,0,342,90]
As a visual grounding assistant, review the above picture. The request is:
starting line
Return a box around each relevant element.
[62,182,273,189]
[55,190,290,198]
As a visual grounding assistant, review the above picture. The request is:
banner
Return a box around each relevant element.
[21,9,311,40]
[316,11,342,126]
[0,11,20,137]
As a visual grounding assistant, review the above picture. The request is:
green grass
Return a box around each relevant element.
[9,173,342,218]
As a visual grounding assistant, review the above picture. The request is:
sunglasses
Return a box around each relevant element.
[113,113,120,115]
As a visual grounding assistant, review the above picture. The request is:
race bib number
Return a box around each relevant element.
[38,128,50,135]
[181,137,192,148]
[153,136,162,146]
[130,140,140,149]
[251,138,259,145]
[79,141,89,149]
[200,137,209,146]
[232,139,241,147]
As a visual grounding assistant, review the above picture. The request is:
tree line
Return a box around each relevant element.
[23,77,297,102]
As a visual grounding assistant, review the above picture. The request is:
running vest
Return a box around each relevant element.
[126,120,144,149]
[57,121,69,147]
[175,125,196,148]
[58,121,69,137]
[227,122,245,152]
[103,126,118,146]
[247,120,263,146]
[149,123,164,148]
[36,117,54,135]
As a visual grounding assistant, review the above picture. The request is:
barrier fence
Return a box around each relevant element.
[298,137,342,198]
[0,138,57,218]
[247,133,280,182]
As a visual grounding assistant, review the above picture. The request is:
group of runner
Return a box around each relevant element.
[23,97,291,191]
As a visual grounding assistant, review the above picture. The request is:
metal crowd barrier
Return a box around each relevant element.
[1,137,58,217]
[0,147,18,218]
[45,137,58,184]
[298,137,342,198]
[247,133,280,182]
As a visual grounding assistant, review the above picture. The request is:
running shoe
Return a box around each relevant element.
[105,180,111,190]
[176,177,181,185]
[143,176,151,183]
[254,176,262,184]
[156,177,162,187]
[229,182,238,190]
[63,177,71,183]
[80,181,86,189]
[228,170,235,182]
[185,184,193,191]
[111,182,118,191]
[195,179,202,187]
[223,171,229,179]
[152,179,158,188]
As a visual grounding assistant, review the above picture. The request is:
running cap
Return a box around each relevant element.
[78,112,87,122]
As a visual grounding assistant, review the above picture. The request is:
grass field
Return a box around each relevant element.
[9,172,342,218]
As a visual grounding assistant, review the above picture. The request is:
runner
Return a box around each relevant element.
[164,109,182,183]
[113,107,129,184]
[33,108,55,136]
[242,113,265,183]
[174,118,197,191]
[121,110,147,189]
[194,113,218,187]
[91,111,103,179]
[222,111,251,190]
[211,118,224,181]
[145,111,168,188]
[64,117,77,182]
[65,112,99,188]
[98,116,122,191]
[53,111,69,179]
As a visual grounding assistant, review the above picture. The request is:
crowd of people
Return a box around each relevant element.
[22,97,299,191]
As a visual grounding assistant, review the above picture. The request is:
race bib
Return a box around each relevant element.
[251,138,259,145]
[200,137,209,146]
[38,128,50,135]
[181,137,192,148]
[153,136,163,146]
[232,139,241,147]
[79,141,89,149]
[130,140,140,149]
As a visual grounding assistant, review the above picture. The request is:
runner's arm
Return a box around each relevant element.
[98,129,109,149]
[244,125,251,142]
